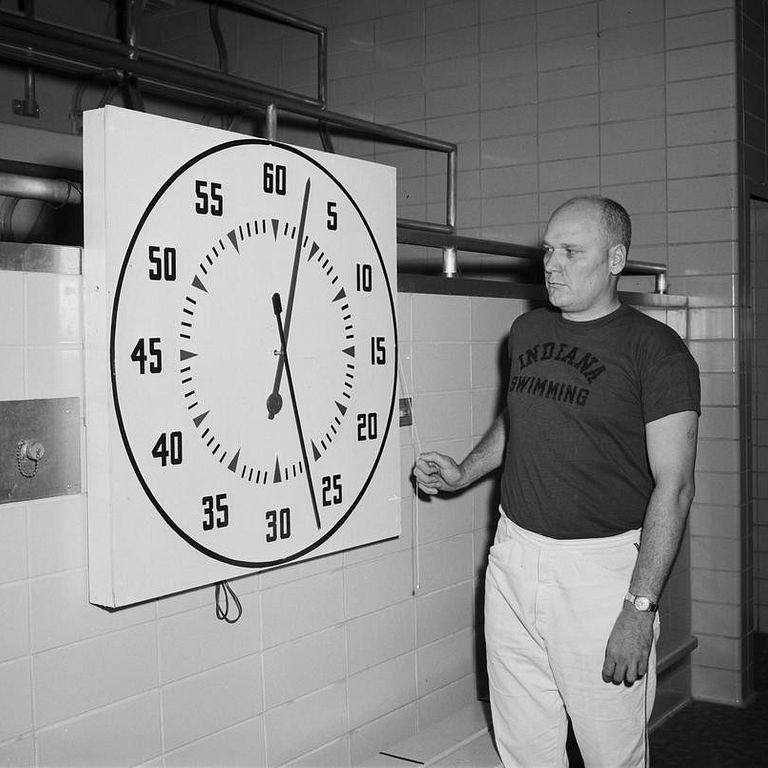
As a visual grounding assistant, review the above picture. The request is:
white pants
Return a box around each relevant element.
[485,512,659,768]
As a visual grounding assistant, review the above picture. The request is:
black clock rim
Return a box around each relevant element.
[110,138,399,569]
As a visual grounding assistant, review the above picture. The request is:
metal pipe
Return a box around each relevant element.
[222,0,326,37]
[0,18,457,155]
[13,64,40,118]
[318,122,335,153]
[317,27,328,106]
[209,0,230,74]
[398,223,668,288]
[398,218,454,236]
[398,224,544,258]
[446,148,457,231]
[0,173,82,206]
[442,246,457,277]
[0,12,324,110]
[11,0,39,118]
[124,0,138,60]
[265,103,277,140]
[281,102,454,152]
[622,259,668,276]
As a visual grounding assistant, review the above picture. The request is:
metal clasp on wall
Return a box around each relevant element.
[16,438,45,478]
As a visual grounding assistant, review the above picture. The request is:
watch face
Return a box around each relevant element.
[110,140,397,568]
[634,597,653,611]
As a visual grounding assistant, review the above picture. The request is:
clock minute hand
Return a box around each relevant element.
[266,177,311,420]
[271,292,321,530]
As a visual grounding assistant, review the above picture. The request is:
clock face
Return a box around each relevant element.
[110,140,397,568]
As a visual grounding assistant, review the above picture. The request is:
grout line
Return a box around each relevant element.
[379,751,425,765]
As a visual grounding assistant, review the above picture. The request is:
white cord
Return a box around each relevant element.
[398,348,423,595]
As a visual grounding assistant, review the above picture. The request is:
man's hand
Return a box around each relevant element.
[601,603,655,685]
[412,451,465,495]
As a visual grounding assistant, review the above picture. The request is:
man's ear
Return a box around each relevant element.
[609,244,627,275]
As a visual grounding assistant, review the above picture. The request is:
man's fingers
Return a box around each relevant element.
[412,462,443,495]
[413,465,440,486]
[416,452,455,473]
[603,657,644,686]
[413,452,457,494]
[412,465,432,481]
[602,654,632,685]
[624,659,645,686]
[413,457,441,478]
[612,662,628,684]
[415,451,442,468]
[413,477,439,494]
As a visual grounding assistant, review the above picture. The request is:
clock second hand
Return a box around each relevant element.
[267,177,312,420]
[271,291,322,530]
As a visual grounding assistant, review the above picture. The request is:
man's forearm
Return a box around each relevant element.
[629,481,694,601]
[457,411,508,489]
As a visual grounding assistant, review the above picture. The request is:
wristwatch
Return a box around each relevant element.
[624,592,658,613]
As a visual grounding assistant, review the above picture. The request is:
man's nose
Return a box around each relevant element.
[543,250,559,272]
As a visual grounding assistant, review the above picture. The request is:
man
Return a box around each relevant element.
[413,197,699,768]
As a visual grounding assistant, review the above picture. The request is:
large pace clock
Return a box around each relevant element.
[84,106,400,607]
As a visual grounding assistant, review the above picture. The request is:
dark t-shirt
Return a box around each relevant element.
[500,304,700,539]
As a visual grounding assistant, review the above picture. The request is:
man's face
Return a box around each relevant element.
[542,202,624,321]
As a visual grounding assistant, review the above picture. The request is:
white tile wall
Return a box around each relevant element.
[416,674,477,730]
[263,626,346,709]
[35,693,163,768]
[0,504,27,583]
[0,659,33,742]
[265,682,347,766]
[164,718,266,768]
[33,623,158,728]
[417,533,474,595]
[261,568,344,648]
[344,548,414,619]
[0,734,34,768]
[416,582,474,646]
[419,482,476,538]
[0,583,29,663]
[29,570,155,653]
[346,601,415,675]
[283,737,350,768]
[417,628,475,697]
[161,655,263,752]
[0,272,24,343]
[157,593,261,684]
[27,495,87,577]
[348,652,418,730]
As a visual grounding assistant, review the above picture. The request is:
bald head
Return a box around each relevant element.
[549,196,632,256]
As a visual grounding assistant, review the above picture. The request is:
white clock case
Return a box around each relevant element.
[84,106,401,608]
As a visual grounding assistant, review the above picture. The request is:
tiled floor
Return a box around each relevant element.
[649,633,768,768]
